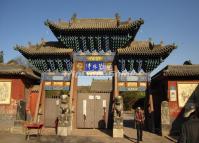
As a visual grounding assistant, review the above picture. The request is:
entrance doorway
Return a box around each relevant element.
[76,76,113,129]
[77,93,111,128]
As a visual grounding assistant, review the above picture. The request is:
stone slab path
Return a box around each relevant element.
[0,113,176,143]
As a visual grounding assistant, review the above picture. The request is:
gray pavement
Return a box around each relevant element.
[0,114,175,143]
[0,132,173,143]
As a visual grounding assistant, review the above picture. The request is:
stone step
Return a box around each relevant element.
[10,127,24,134]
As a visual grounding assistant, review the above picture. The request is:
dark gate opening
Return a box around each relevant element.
[120,91,146,111]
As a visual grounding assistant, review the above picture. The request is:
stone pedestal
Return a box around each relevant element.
[113,96,124,138]
[113,128,124,138]
[57,127,68,136]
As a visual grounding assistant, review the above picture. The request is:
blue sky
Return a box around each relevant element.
[1,0,199,85]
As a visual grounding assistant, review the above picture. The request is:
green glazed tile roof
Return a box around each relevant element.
[15,41,73,57]
[117,41,176,57]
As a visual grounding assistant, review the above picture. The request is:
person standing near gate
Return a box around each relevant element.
[135,107,145,143]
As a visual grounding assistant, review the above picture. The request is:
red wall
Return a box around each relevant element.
[168,81,181,119]
[0,78,25,116]
[29,92,38,117]
[12,79,25,100]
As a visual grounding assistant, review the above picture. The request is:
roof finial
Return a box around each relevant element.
[28,42,32,46]
[71,13,77,23]
[128,17,132,23]
[160,40,164,46]
[41,38,45,46]
[69,20,72,27]
[148,37,154,46]
[115,13,120,27]
[183,60,192,65]
[44,19,50,27]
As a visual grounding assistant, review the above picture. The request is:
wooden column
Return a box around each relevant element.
[33,81,44,123]
[114,64,119,97]
[70,61,77,129]
[149,94,154,112]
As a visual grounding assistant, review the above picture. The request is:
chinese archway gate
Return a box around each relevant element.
[16,14,176,132]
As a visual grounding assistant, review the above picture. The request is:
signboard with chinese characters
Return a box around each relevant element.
[45,81,52,86]
[126,82,138,87]
[118,82,125,87]
[86,56,104,61]
[0,81,12,104]
[126,76,139,81]
[42,72,71,81]
[53,82,64,86]
[118,81,147,91]
[85,62,105,71]
[139,82,147,87]
[86,71,104,76]
[126,87,138,91]
[118,74,149,82]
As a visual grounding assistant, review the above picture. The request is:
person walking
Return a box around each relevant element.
[135,107,145,143]
[178,103,199,143]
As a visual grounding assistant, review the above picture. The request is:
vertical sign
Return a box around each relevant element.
[103,100,106,108]
[83,100,87,116]
[170,86,177,101]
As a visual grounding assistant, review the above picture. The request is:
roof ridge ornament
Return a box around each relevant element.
[44,19,50,27]
[128,17,132,23]
[160,41,164,46]
[40,38,45,46]
[115,13,120,27]
[148,38,154,49]
[71,13,77,23]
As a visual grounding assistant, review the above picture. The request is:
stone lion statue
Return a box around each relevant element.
[58,94,70,127]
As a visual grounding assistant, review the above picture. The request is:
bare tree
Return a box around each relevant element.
[8,56,31,67]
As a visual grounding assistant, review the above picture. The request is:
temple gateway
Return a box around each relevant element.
[15,15,176,135]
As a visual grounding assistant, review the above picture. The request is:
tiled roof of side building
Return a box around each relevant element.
[0,61,40,80]
[152,64,199,80]
[45,16,144,30]
[117,41,176,57]
[15,41,73,57]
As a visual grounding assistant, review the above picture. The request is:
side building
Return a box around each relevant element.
[0,61,40,131]
[150,62,199,136]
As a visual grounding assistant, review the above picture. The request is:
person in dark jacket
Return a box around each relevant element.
[135,107,145,143]
[178,103,199,143]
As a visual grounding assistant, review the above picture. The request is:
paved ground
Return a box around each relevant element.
[0,114,175,143]
[0,130,174,143]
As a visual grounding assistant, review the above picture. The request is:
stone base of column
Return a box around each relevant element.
[57,127,71,136]
[113,128,124,138]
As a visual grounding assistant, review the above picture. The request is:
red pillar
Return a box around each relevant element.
[70,61,77,129]
[114,64,119,97]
